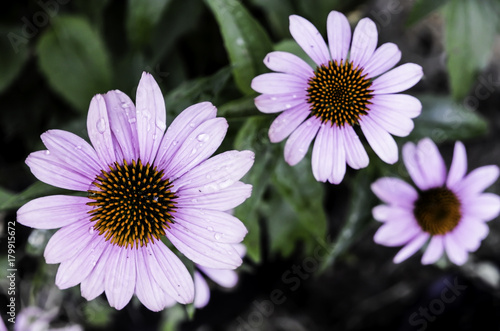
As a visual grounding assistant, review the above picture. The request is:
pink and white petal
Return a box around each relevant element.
[41,129,104,177]
[103,90,139,163]
[251,73,308,95]
[372,204,413,222]
[444,234,468,265]
[393,232,429,263]
[402,142,429,190]
[135,248,174,311]
[374,219,421,247]
[177,182,252,211]
[162,118,228,180]
[81,244,111,301]
[166,228,242,269]
[233,243,247,257]
[289,15,330,66]
[359,116,398,164]
[454,165,499,199]
[284,116,321,166]
[104,246,137,310]
[451,218,489,251]
[254,92,307,114]
[312,124,334,183]
[417,138,446,188]
[350,18,378,69]
[44,221,97,264]
[372,63,423,95]
[173,150,254,195]
[343,125,369,170]
[155,102,217,169]
[446,141,467,188]
[135,72,167,164]
[172,209,247,244]
[371,177,418,208]
[26,151,95,191]
[329,126,346,184]
[55,236,107,290]
[263,51,314,79]
[147,242,194,304]
[17,195,92,229]
[463,193,500,221]
[364,43,401,79]
[269,103,310,143]
[327,11,351,63]
[194,271,211,309]
[421,236,444,265]
[198,266,238,288]
[370,94,422,119]
[367,104,414,137]
[87,94,116,166]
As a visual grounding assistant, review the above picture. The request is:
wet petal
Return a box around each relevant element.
[105,246,136,310]
[327,11,351,63]
[372,63,423,94]
[289,15,330,66]
[284,116,321,166]
[350,18,378,69]
[262,51,314,79]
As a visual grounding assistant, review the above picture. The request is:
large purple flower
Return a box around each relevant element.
[372,138,500,265]
[252,11,423,184]
[17,73,254,311]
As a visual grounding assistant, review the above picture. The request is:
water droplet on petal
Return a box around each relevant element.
[172,140,178,146]
[96,118,106,133]
[214,233,221,241]
[285,104,291,109]
[45,150,50,155]
[207,226,214,232]
[89,226,95,235]
[196,133,209,142]
[271,97,277,101]
[121,102,130,109]
[156,119,166,131]
[189,122,196,128]
[128,118,137,124]
[75,145,82,150]
[293,94,297,98]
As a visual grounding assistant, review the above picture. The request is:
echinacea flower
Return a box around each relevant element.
[372,138,500,265]
[251,11,423,184]
[17,73,254,311]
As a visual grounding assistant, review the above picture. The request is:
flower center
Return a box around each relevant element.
[306,60,373,127]
[87,159,177,249]
[413,187,461,235]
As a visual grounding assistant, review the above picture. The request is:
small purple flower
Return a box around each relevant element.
[372,138,500,265]
[252,11,423,184]
[17,73,254,311]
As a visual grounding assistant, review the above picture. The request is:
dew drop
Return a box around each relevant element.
[121,102,130,109]
[153,196,159,202]
[96,118,106,133]
[172,140,178,146]
[190,148,197,155]
[214,233,221,241]
[75,145,82,150]
[285,104,291,109]
[89,226,95,235]
[128,118,137,124]
[189,122,196,128]
[293,94,297,98]
[207,226,214,232]
[156,119,166,131]
[196,133,209,142]
[45,150,50,155]
[191,198,198,203]
[236,38,244,46]
[271,97,277,101]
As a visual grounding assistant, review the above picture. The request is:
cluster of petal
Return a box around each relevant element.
[17,73,254,311]
[251,11,423,184]
[372,138,500,265]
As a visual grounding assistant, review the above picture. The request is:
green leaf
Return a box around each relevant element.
[444,0,500,100]
[409,94,488,143]
[0,182,75,211]
[204,0,273,95]
[0,186,14,204]
[249,0,294,39]
[37,16,112,113]
[126,0,171,49]
[160,305,186,331]
[406,0,449,26]
[0,26,30,93]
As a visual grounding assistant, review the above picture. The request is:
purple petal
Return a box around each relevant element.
[251,73,308,94]
[371,177,418,208]
[254,92,307,114]
[454,165,499,199]
[359,116,398,164]
[421,236,444,265]
[263,51,314,79]
[194,271,210,308]
[103,90,139,163]
[135,72,167,164]
[268,103,310,142]
[463,193,500,221]
[312,124,334,183]
[374,219,420,247]
[364,43,401,79]
[173,150,254,195]
[177,182,252,211]
[87,94,116,166]
[444,234,468,265]
[451,217,489,251]
[446,141,467,188]
[81,244,111,300]
[367,104,414,137]
[166,228,242,269]
[350,18,378,69]
[371,94,422,119]
[105,246,136,310]
[155,102,217,170]
[284,116,321,166]
[44,220,96,263]
[402,142,429,190]
[17,195,93,229]
[343,125,369,170]
[393,232,429,263]
[197,266,238,288]
[26,151,95,191]
[162,118,228,180]
[327,11,351,63]
[372,204,414,222]
[329,126,346,184]
[372,63,423,94]
[289,15,330,66]
[417,138,447,188]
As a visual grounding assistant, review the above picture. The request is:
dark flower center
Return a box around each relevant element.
[306,60,373,127]
[87,159,177,248]
[413,187,461,235]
